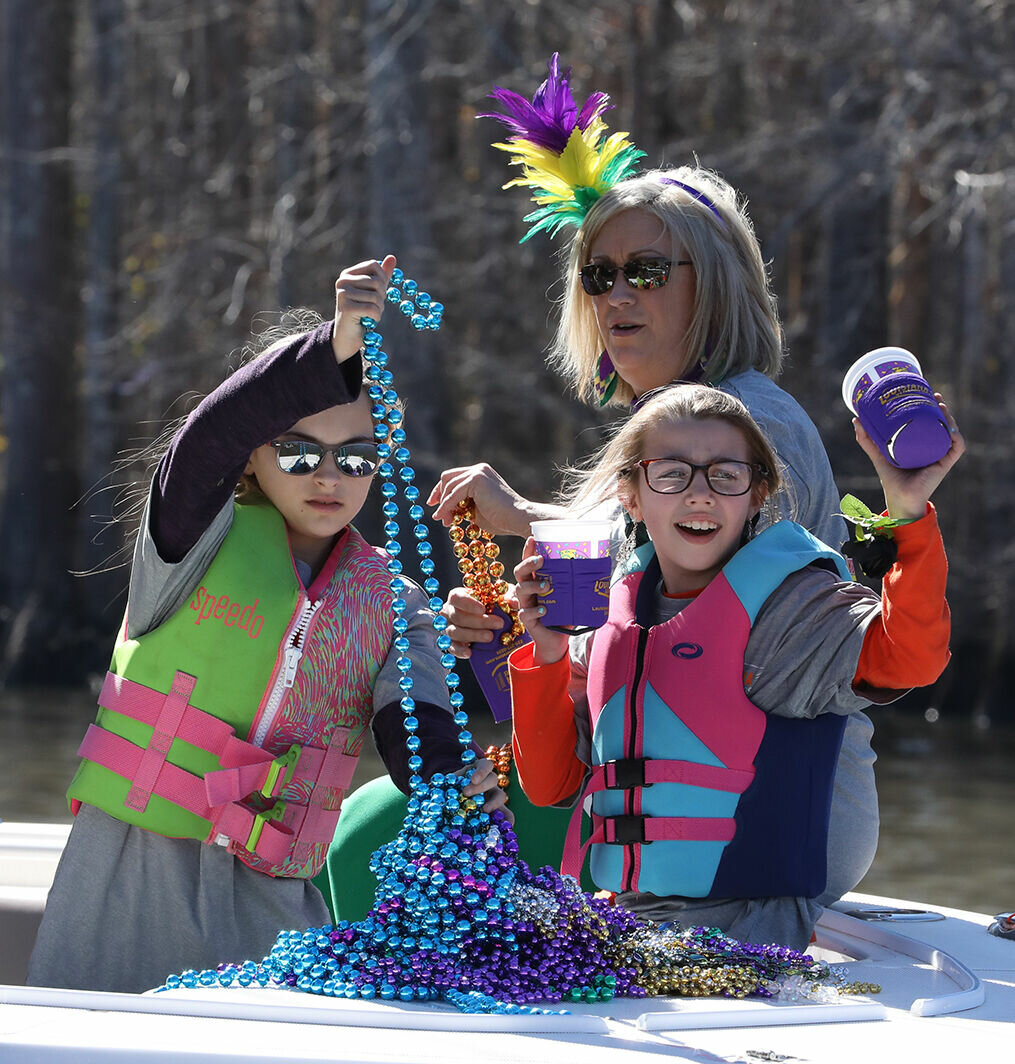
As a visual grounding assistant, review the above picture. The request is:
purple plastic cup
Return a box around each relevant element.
[842,347,952,469]
[530,519,613,633]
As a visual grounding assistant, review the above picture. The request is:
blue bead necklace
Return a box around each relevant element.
[361,270,477,786]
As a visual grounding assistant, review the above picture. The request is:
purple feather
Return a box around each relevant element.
[481,53,612,154]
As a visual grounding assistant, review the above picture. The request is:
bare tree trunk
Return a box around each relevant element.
[78,0,128,635]
[362,0,442,568]
[0,0,81,684]
[270,0,314,310]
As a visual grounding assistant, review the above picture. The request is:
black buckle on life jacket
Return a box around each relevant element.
[609,814,648,845]
[606,758,646,789]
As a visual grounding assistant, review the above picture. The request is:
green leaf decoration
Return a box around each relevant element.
[840,494,874,522]
[838,494,914,542]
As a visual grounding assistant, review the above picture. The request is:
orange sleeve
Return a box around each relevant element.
[509,643,587,806]
[854,503,951,691]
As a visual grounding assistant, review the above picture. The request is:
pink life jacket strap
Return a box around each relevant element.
[560,797,738,881]
[86,670,360,870]
[290,727,357,866]
[99,669,308,804]
[78,721,343,870]
[119,670,196,813]
[215,728,358,868]
[588,758,755,795]
[595,813,737,845]
[78,721,219,819]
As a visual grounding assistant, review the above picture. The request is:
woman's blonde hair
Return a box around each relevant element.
[562,384,782,517]
[550,165,784,408]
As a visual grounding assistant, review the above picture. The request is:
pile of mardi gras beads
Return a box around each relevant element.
[152,267,857,1012]
[155,772,839,1009]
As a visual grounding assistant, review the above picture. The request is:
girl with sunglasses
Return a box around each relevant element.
[28,257,505,993]
[508,385,963,950]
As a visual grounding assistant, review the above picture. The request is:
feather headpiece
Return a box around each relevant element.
[481,54,645,242]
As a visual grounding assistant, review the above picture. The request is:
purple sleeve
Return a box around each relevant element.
[150,321,364,562]
[372,701,483,795]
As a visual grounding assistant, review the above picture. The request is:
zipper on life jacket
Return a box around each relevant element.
[623,625,650,893]
[251,595,324,747]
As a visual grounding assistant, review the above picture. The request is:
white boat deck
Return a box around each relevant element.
[3,894,1012,1063]
[1,821,1012,1062]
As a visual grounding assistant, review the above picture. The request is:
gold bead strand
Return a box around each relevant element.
[449,502,525,647]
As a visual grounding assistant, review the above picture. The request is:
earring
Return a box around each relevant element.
[740,513,760,546]
[593,349,619,406]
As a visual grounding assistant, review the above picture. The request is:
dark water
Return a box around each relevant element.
[2,687,1012,918]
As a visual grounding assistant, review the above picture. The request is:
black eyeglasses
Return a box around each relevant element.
[633,458,763,496]
[270,440,379,478]
[579,258,692,296]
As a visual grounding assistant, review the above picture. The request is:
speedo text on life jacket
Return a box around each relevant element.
[190,586,264,639]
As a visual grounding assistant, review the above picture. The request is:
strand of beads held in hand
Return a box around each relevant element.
[449,500,525,645]
[155,268,877,1012]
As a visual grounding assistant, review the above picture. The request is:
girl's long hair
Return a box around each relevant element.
[560,385,782,519]
[113,309,392,534]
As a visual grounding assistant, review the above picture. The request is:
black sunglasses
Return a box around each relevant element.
[270,439,379,478]
[579,257,692,296]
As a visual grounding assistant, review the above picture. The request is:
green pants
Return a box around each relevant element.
[314,766,593,923]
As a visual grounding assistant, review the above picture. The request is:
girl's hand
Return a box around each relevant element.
[332,255,397,363]
[440,586,511,659]
[514,538,569,666]
[460,757,514,824]
[854,396,965,520]
[427,463,558,536]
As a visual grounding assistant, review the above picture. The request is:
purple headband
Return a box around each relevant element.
[659,178,725,226]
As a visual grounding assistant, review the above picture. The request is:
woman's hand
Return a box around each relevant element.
[427,462,562,537]
[440,586,511,659]
[854,396,965,520]
[514,537,570,666]
[332,255,397,363]
[460,757,514,824]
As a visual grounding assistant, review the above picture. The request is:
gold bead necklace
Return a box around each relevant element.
[449,501,525,646]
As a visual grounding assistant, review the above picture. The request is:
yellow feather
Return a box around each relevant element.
[492,122,640,205]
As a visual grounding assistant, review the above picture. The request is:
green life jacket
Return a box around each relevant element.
[68,501,393,878]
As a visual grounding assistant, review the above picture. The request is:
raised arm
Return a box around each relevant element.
[427,463,564,536]
[151,259,395,562]
[852,396,963,692]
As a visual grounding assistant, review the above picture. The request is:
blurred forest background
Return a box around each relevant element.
[1,0,1012,722]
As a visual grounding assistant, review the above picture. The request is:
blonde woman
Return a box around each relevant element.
[430,166,845,653]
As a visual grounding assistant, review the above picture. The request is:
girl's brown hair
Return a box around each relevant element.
[234,311,396,503]
[562,384,782,518]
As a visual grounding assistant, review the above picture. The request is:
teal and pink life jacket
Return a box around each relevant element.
[68,501,393,879]
[562,522,852,900]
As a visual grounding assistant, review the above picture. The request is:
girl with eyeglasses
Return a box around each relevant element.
[429,166,845,581]
[28,258,505,994]
[508,385,963,950]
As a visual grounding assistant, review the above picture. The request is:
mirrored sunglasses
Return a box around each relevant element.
[271,439,379,478]
[579,258,691,296]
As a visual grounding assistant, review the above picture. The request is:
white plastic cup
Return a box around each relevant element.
[529,519,614,560]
